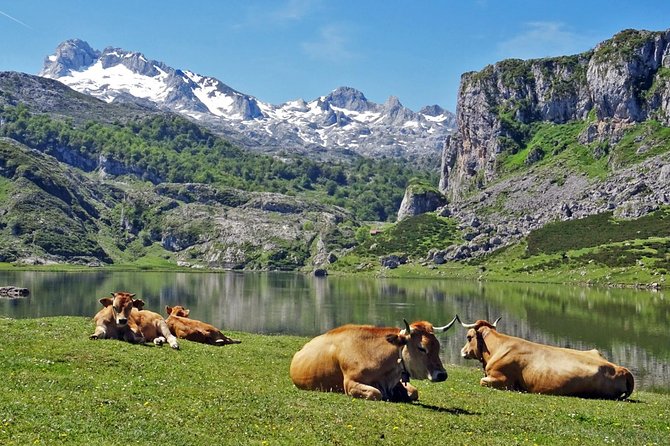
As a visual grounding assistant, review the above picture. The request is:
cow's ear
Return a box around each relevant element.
[99,297,113,307]
[183,309,190,317]
[166,306,173,315]
[386,333,408,347]
[132,299,145,309]
[130,293,136,298]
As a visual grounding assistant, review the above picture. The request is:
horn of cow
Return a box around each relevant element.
[403,319,412,335]
[433,315,458,332]
[457,315,502,329]
[456,315,478,329]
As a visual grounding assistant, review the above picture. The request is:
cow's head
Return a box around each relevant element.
[99,292,144,326]
[166,305,190,318]
[387,317,457,382]
[458,317,501,361]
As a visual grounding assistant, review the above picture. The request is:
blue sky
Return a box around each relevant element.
[1,1,669,112]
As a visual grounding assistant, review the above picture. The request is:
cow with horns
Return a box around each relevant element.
[289,317,458,402]
[457,317,634,399]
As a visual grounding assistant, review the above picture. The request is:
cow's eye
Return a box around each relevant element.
[466,335,472,341]
[417,346,427,353]
[112,306,119,313]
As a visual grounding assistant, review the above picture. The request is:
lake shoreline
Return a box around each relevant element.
[1,261,666,290]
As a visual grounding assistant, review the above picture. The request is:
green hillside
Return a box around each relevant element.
[329,208,670,287]
[0,103,436,222]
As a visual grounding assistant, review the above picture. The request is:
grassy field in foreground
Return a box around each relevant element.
[0,318,668,445]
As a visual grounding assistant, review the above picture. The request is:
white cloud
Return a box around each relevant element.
[301,24,357,62]
[274,0,319,21]
[497,22,592,60]
[233,0,320,30]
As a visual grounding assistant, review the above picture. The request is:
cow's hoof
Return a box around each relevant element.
[153,337,166,346]
[89,334,98,340]
[170,342,180,350]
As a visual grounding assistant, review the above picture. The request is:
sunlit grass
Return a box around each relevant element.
[0,317,667,445]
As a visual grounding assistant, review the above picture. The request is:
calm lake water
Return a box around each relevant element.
[1,270,668,391]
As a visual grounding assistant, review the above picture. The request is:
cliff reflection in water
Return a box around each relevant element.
[0,271,667,390]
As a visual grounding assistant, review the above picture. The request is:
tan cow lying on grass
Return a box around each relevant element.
[90,291,179,349]
[457,317,634,399]
[165,305,241,345]
[290,317,457,402]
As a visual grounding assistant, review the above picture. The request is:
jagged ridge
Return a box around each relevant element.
[40,39,455,159]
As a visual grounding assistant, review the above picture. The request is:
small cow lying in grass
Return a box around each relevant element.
[90,291,179,349]
[165,305,241,346]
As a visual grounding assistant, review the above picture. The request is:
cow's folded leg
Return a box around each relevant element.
[89,326,106,340]
[215,334,242,345]
[344,379,383,400]
[389,382,419,402]
[123,330,146,344]
[158,321,179,350]
[480,371,513,390]
[401,382,419,401]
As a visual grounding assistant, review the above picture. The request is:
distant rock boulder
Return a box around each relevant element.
[0,286,30,298]
[380,254,408,269]
[397,182,447,221]
[313,268,328,277]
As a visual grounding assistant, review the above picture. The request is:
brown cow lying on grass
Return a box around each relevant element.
[165,305,241,345]
[457,317,634,399]
[290,318,457,402]
[90,291,179,349]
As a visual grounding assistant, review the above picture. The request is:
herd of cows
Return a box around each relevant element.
[91,291,635,402]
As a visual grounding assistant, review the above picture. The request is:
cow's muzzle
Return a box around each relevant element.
[431,370,447,382]
[117,317,128,325]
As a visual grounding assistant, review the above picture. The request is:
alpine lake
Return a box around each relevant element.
[1,270,668,392]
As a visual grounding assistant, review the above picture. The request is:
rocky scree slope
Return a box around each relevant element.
[40,39,455,159]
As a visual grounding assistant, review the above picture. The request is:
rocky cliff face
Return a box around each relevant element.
[429,29,670,262]
[441,29,670,201]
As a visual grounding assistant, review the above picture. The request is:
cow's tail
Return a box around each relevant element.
[619,367,635,400]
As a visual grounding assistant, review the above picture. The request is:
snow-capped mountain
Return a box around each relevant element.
[40,39,455,158]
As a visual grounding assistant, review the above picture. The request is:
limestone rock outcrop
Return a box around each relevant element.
[397,183,447,221]
[441,29,670,201]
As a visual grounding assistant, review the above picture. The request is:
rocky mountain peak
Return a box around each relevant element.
[419,104,446,116]
[383,95,402,110]
[97,46,166,78]
[41,39,99,78]
[382,95,416,125]
[322,86,371,112]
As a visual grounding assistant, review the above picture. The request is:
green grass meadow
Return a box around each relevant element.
[0,317,668,445]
